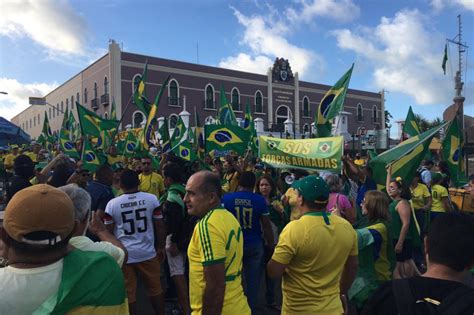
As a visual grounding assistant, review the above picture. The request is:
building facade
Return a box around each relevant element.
[12,40,384,142]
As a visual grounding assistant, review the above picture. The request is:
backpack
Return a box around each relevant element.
[392,278,474,315]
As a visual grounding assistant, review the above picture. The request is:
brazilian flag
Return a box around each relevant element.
[40,111,54,152]
[59,106,79,159]
[68,111,77,141]
[244,102,258,154]
[369,122,448,189]
[133,61,152,116]
[442,114,465,186]
[110,99,117,120]
[218,86,237,125]
[205,124,250,155]
[171,115,187,148]
[402,106,420,139]
[123,131,138,158]
[81,137,105,172]
[76,102,119,137]
[316,64,354,137]
[143,76,170,151]
[172,139,196,162]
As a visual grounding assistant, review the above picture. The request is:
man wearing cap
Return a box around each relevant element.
[4,144,19,176]
[0,184,128,314]
[267,175,358,315]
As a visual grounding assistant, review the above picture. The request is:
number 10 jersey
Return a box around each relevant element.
[104,192,162,263]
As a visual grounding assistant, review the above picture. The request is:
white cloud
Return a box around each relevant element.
[0,0,88,56]
[286,0,360,23]
[218,8,322,78]
[332,10,452,105]
[0,78,58,120]
[430,0,474,11]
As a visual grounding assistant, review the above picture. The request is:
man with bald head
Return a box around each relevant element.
[185,171,250,315]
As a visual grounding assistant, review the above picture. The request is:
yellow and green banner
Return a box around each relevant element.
[258,136,344,172]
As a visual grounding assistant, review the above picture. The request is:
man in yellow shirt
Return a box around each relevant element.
[139,156,165,199]
[25,142,41,163]
[267,175,358,315]
[185,171,250,315]
[222,156,240,194]
[4,145,19,175]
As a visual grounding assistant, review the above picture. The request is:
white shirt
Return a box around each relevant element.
[104,191,162,264]
[69,236,125,267]
[0,259,63,315]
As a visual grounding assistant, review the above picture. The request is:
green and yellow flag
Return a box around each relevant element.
[205,124,250,155]
[133,61,152,116]
[76,102,119,137]
[59,106,79,159]
[123,131,138,158]
[244,102,258,153]
[316,64,354,137]
[40,111,54,152]
[81,136,105,172]
[171,116,187,149]
[442,114,465,186]
[110,99,117,120]
[159,117,171,153]
[172,138,197,162]
[218,86,237,125]
[369,122,448,189]
[143,75,170,151]
[402,106,420,138]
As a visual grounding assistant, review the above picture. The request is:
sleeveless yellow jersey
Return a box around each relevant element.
[187,208,250,315]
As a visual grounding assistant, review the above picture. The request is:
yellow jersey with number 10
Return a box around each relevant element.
[187,208,250,315]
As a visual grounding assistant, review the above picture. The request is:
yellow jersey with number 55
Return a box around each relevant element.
[187,208,250,315]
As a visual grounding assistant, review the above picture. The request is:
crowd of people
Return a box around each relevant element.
[0,141,473,315]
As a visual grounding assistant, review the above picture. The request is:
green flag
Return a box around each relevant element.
[123,131,138,158]
[172,138,197,162]
[218,86,237,125]
[76,102,119,137]
[81,136,105,172]
[110,99,117,120]
[194,108,205,159]
[159,117,171,153]
[171,116,187,148]
[68,112,77,141]
[442,115,465,186]
[133,61,152,116]
[205,124,250,155]
[442,44,448,75]
[40,111,54,152]
[59,106,79,159]
[402,106,420,138]
[316,64,354,137]
[369,122,448,189]
[244,102,258,153]
[143,76,170,151]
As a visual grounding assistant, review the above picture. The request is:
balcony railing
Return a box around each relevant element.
[101,93,109,105]
[91,98,99,110]
[203,99,216,109]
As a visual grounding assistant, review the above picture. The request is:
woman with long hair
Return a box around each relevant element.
[386,165,420,279]
[256,175,286,310]
[325,174,356,224]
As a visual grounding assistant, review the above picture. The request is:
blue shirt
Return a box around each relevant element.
[356,177,377,208]
[87,180,115,212]
[222,191,269,247]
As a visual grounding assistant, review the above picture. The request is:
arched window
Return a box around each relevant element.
[169,114,179,129]
[71,96,74,110]
[357,103,363,122]
[372,105,378,123]
[231,88,240,111]
[60,102,64,114]
[276,105,291,125]
[255,91,263,113]
[33,116,36,127]
[93,82,98,100]
[204,116,215,125]
[84,88,88,104]
[65,99,68,111]
[205,84,215,109]
[29,119,32,129]
[132,111,144,128]
[132,74,141,93]
[104,76,108,95]
[302,96,310,117]
[168,79,179,106]
[49,108,52,118]
[104,113,108,119]
[37,114,40,125]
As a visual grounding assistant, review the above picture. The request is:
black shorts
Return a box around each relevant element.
[393,239,413,262]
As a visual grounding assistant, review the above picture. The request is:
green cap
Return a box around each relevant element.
[292,175,329,204]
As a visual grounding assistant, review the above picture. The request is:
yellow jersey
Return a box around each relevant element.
[272,212,358,315]
[187,208,250,315]
[3,153,18,173]
[139,172,165,199]
[222,171,239,194]
[431,184,449,212]
[25,152,39,163]
[410,183,431,210]
[285,188,300,221]
[107,155,123,165]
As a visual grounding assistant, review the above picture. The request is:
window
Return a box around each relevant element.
[71,96,74,110]
[169,114,179,129]
[49,108,52,118]
[37,114,40,125]
[33,116,36,127]
[205,84,215,109]
[372,105,378,123]
[132,111,144,128]
[357,103,363,122]
[204,116,215,125]
[169,79,179,106]
[84,88,88,104]
[132,74,141,93]
[76,92,80,106]
[62,100,65,112]
[93,82,98,100]
[276,105,291,125]
[29,119,32,129]
[104,77,108,95]
[231,88,240,111]
[302,96,310,117]
[255,91,263,113]
[104,113,108,119]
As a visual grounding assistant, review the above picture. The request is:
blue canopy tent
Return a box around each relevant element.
[0,117,31,147]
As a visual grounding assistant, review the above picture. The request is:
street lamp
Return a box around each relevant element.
[0,92,8,95]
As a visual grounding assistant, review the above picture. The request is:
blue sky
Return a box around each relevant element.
[1,0,473,131]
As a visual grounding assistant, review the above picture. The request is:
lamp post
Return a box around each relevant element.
[0,92,8,95]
